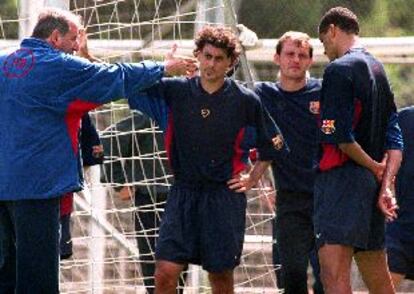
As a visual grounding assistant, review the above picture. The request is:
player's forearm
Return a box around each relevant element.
[249,160,271,185]
[338,142,381,173]
[381,149,402,189]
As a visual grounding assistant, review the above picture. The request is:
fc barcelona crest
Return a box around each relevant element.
[321,119,335,135]
[309,101,320,114]
[272,135,284,150]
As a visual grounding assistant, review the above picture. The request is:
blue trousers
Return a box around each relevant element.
[273,190,323,294]
[0,197,60,294]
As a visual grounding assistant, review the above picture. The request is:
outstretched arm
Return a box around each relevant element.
[77,29,197,75]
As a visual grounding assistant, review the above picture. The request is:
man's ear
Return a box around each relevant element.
[329,24,336,38]
[273,53,280,66]
[194,50,200,60]
[47,29,61,48]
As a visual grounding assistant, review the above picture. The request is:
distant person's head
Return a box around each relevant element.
[193,25,241,83]
[318,7,359,61]
[274,31,313,81]
[32,8,82,54]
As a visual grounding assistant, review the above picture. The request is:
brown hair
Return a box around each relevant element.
[276,31,313,58]
[193,25,241,66]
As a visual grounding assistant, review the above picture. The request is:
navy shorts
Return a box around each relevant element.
[155,184,247,273]
[386,232,414,280]
[314,162,384,250]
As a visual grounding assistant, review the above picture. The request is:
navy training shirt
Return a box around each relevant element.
[319,48,403,171]
[80,113,103,167]
[132,76,288,188]
[255,78,321,193]
[387,106,414,242]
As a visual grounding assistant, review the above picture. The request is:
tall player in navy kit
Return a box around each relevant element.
[129,25,287,294]
[386,106,414,287]
[316,7,403,294]
[254,31,323,294]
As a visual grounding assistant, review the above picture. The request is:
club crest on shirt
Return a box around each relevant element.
[309,101,320,114]
[201,108,211,118]
[272,135,284,150]
[321,119,336,134]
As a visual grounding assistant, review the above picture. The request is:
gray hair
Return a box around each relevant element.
[31,7,82,39]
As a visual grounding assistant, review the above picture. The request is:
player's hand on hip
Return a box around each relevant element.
[227,172,256,193]
[164,44,198,76]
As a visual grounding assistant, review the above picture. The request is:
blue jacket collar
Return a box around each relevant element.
[21,37,55,50]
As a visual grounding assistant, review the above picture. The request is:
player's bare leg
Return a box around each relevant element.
[208,270,234,294]
[355,250,396,294]
[318,244,353,294]
[154,260,186,294]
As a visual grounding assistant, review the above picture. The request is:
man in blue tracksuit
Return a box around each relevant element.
[0,7,194,294]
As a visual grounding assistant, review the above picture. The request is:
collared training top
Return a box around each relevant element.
[129,76,288,188]
[255,78,321,193]
[318,48,403,171]
[0,38,165,200]
[387,106,414,242]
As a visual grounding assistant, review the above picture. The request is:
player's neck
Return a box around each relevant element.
[338,35,360,58]
[200,78,225,94]
[278,76,307,92]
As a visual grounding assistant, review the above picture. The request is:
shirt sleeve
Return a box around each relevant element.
[385,111,404,150]
[81,114,101,147]
[320,65,355,144]
[248,93,289,161]
[60,56,165,106]
[80,113,103,166]
[127,79,169,131]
